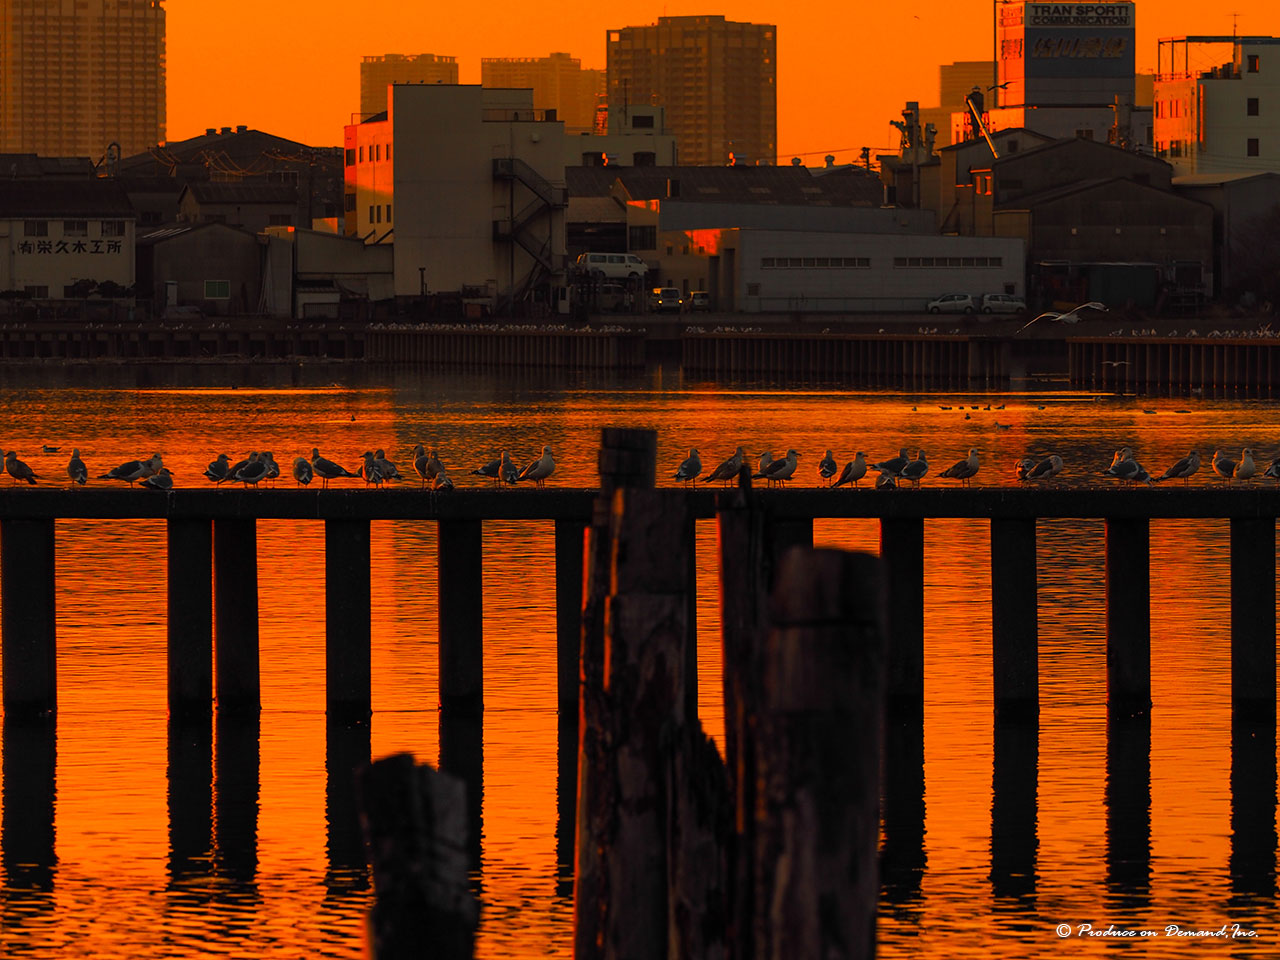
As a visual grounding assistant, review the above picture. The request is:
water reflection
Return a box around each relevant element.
[1105,714,1152,908]
[1,715,57,895]
[325,718,371,896]
[1230,719,1277,901]
[214,714,260,893]
[166,719,213,887]
[990,718,1038,903]
[440,713,483,869]
[880,717,925,916]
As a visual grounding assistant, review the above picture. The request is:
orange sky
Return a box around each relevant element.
[168,1,1269,163]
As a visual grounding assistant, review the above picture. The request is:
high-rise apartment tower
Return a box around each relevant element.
[360,54,458,117]
[606,15,776,166]
[0,0,166,159]
[481,52,604,134]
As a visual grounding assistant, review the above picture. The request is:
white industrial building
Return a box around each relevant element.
[1154,36,1280,175]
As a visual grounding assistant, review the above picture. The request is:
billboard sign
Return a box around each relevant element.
[1004,2,1135,83]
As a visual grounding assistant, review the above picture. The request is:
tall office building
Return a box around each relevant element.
[0,0,166,159]
[606,15,776,166]
[481,52,604,134]
[360,54,458,116]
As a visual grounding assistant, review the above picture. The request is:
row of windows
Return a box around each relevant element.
[24,220,127,238]
[1156,96,1262,118]
[346,144,391,165]
[369,203,392,223]
[1157,139,1262,158]
[895,256,1003,268]
[761,257,871,269]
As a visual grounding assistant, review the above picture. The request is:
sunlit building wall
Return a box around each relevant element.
[606,15,776,167]
[921,60,995,150]
[0,0,165,159]
[359,53,458,118]
[481,53,603,135]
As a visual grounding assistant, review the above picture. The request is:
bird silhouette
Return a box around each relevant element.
[1017,301,1108,334]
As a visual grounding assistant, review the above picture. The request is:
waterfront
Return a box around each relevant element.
[0,363,1276,957]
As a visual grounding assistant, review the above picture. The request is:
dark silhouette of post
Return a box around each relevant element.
[1106,714,1151,905]
[1230,717,1277,898]
[325,518,372,722]
[990,518,1038,719]
[167,519,213,721]
[213,519,260,715]
[166,718,213,884]
[214,713,260,889]
[1,518,57,718]
[437,519,483,718]
[2,715,57,894]
[990,718,1039,899]
[326,718,372,894]
[1230,518,1275,723]
[554,518,586,720]
[1105,518,1151,716]
[881,517,924,716]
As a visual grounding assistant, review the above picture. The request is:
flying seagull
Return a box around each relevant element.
[1017,301,1108,334]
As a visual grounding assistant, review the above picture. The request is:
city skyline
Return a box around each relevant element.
[164,0,1270,164]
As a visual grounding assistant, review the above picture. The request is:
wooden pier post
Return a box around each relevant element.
[554,518,586,719]
[1105,517,1151,716]
[1230,518,1276,723]
[881,517,925,716]
[437,519,483,718]
[990,518,1039,718]
[1,715,57,891]
[0,519,57,718]
[325,518,372,722]
[754,548,886,960]
[213,519,260,716]
[167,519,212,720]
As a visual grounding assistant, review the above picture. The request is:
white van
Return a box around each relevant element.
[575,252,650,280]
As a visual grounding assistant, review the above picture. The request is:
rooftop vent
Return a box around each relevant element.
[220,126,231,135]
[205,128,216,135]
[235,124,247,133]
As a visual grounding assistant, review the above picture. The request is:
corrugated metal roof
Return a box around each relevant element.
[565,165,882,206]
[0,179,134,218]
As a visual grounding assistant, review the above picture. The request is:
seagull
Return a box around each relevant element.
[205,453,231,484]
[1014,457,1036,481]
[1017,301,1108,334]
[1025,454,1064,481]
[42,444,59,453]
[760,449,799,486]
[374,449,402,482]
[1234,448,1257,483]
[100,454,157,486]
[471,456,503,485]
[817,449,838,486]
[704,446,745,485]
[360,451,384,486]
[833,452,868,488]
[433,468,455,492]
[518,445,556,488]
[424,448,446,480]
[233,452,268,488]
[1104,447,1142,484]
[227,452,253,479]
[899,450,929,488]
[292,456,313,486]
[940,448,979,486]
[311,447,360,488]
[874,469,898,490]
[500,451,520,486]
[5,450,37,485]
[675,448,702,485]
[140,467,175,491]
[260,451,281,485]
[872,448,910,477]
[67,449,87,486]
[753,451,774,483]
[1212,449,1237,483]
[1263,457,1280,480]
[413,447,433,487]
[1156,450,1199,485]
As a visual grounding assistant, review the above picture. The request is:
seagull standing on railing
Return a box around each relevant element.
[1156,450,1199,485]
[471,455,502,486]
[759,449,799,487]
[5,450,37,485]
[675,448,702,485]
[817,450,838,486]
[311,447,360,488]
[704,446,745,485]
[141,467,175,491]
[1025,454,1064,482]
[67,449,87,486]
[899,450,929,488]
[1212,449,1237,483]
[293,456,313,486]
[1017,301,1108,334]
[518,445,556,488]
[833,452,867,488]
[374,449,402,482]
[940,448,980,487]
[205,453,231,484]
[1234,448,1257,483]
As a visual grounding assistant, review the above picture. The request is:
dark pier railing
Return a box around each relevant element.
[1071,335,1280,393]
[0,486,1275,724]
[364,326,646,371]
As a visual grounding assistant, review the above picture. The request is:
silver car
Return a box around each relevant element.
[926,294,976,314]
[981,293,1026,314]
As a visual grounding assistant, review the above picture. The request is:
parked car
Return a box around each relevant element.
[926,293,976,314]
[688,290,710,311]
[648,286,683,313]
[574,252,650,281]
[981,293,1026,314]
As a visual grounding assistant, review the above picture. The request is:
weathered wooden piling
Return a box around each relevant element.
[357,753,478,960]
[880,517,924,715]
[1229,517,1276,722]
[0,518,57,717]
[1104,518,1151,716]
[213,519,260,715]
[990,518,1039,718]
[167,519,213,720]
[325,518,372,721]
[554,518,586,718]
[753,548,886,960]
[437,519,483,717]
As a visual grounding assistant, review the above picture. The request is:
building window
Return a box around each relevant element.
[375,144,381,162]
[1248,138,1260,157]
[631,114,654,129]
[629,225,657,250]
[369,205,375,222]
[746,282,761,296]
[268,213,293,226]
[1074,129,1094,140]
[359,146,364,163]
[761,257,776,268]
[1248,54,1260,73]
[345,148,356,166]
[633,151,656,166]
[386,145,392,162]
[24,285,49,298]
[23,220,48,237]
[204,280,230,300]
[386,203,392,221]
[375,205,382,223]
[345,193,356,212]
[64,220,88,237]
[1247,98,1260,116]
[101,220,126,237]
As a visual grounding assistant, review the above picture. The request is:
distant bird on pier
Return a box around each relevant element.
[872,448,910,478]
[311,447,360,488]
[413,446,433,487]
[67,449,87,486]
[374,449,402,482]
[754,451,774,480]
[1025,454,1064,482]
[704,446,745,485]
[1264,457,1280,480]
[833,452,868,488]
[292,456,313,486]
[899,450,929,488]
[817,449,838,485]
[758,449,799,487]
[232,452,268,488]
[471,456,503,485]
[261,451,281,485]
[100,453,160,486]
[1156,450,1199,485]
[1013,457,1036,481]
[874,469,898,490]
[500,451,520,486]
[1017,301,1108,334]
[204,453,231,484]
[42,444,59,453]
[518,445,556,488]
[5,450,37,485]
[141,467,175,492]
[1212,449,1237,483]
[360,451,384,486]
[675,448,702,485]
[1104,447,1142,485]
[424,448,446,480]
[433,468,455,492]
[940,448,979,486]
[1234,448,1257,483]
